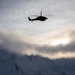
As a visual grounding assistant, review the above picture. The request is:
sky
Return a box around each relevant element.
[0,0,75,59]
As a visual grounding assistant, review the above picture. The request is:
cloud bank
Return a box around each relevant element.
[0,27,75,59]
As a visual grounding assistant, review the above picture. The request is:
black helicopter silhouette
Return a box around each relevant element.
[28,11,48,21]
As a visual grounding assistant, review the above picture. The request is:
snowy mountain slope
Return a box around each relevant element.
[54,58,75,75]
[17,55,66,75]
[0,48,25,75]
[0,47,65,75]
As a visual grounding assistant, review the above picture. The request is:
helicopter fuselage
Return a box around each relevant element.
[33,16,48,21]
[28,16,48,21]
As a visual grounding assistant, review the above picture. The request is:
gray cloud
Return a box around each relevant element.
[36,41,75,54]
[0,28,75,56]
[36,30,75,54]
[0,28,35,53]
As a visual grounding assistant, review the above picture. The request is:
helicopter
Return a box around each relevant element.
[28,11,49,21]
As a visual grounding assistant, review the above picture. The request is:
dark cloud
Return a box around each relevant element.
[36,41,75,54]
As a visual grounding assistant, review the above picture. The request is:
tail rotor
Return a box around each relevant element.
[28,17,33,21]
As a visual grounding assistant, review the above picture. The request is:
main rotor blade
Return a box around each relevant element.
[45,15,52,16]
[30,15,39,17]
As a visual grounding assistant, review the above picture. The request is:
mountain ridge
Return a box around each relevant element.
[0,47,66,75]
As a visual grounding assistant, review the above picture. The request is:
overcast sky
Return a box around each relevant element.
[0,0,75,59]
